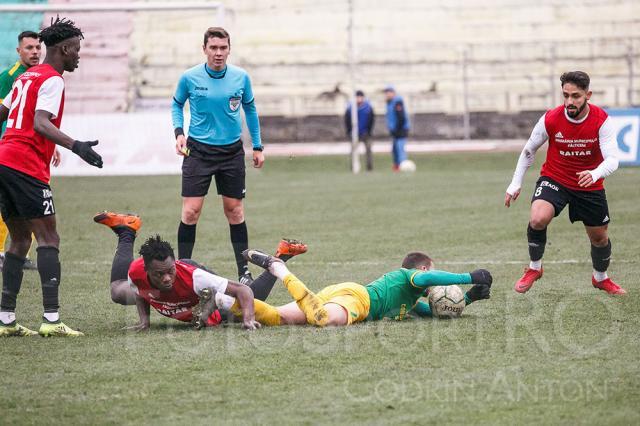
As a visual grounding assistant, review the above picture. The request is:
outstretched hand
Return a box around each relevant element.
[72,140,103,168]
[466,284,491,302]
[470,269,493,286]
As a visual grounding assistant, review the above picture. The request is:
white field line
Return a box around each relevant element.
[265,139,526,156]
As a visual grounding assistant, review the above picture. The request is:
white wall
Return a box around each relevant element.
[52,112,182,176]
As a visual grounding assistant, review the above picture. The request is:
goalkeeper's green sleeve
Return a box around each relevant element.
[412,270,472,288]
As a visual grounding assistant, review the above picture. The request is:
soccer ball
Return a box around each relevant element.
[399,159,416,172]
[428,285,465,318]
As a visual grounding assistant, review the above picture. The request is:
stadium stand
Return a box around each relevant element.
[0,0,44,68]
[121,0,639,116]
[45,0,132,113]
[0,0,638,137]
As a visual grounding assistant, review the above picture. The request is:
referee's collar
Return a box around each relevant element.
[204,63,227,79]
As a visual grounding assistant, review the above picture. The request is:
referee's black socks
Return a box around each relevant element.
[230,222,249,278]
[178,221,197,259]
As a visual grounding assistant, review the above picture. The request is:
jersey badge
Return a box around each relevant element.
[555,131,564,139]
[229,96,241,111]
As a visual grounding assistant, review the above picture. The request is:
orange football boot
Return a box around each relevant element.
[275,238,308,258]
[93,211,142,233]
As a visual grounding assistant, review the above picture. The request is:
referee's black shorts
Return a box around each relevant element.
[181,138,246,199]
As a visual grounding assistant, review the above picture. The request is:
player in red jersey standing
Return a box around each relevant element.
[505,71,624,295]
[0,17,103,337]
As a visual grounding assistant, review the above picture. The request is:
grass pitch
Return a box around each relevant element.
[2,152,639,425]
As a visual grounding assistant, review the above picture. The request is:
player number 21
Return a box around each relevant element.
[6,79,33,130]
[43,200,55,215]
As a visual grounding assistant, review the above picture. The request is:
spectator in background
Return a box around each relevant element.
[0,31,60,272]
[383,85,410,171]
[345,90,375,171]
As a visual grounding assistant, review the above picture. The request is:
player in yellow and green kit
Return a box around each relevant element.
[0,31,60,271]
[0,31,41,135]
[232,249,492,327]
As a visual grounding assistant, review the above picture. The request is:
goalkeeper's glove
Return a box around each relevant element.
[470,269,492,286]
[465,284,491,303]
[72,140,103,168]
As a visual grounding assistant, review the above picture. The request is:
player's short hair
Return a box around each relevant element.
[139,235,175,268]
[203,27,230,47]
[402,252,433,269]
[38,16,84,47]
[18,31,39,42]
[560,71,590,91]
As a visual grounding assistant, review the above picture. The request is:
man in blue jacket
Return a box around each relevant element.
[345,90,375,171]
[384,85,410,171]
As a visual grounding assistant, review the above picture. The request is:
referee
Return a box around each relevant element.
[172,27,264,285]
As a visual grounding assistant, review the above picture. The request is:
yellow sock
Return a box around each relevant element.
[283,273,328,327]
[230,300,281,326]
[0,219,8,252]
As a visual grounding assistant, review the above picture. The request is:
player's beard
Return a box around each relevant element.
[566,101,587,119]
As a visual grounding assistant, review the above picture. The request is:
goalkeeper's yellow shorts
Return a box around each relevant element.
[316,282,370,324]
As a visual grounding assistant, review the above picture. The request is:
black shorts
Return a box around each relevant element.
[531,176,610,227]
[181,138,246,199]
[0,165,55,220]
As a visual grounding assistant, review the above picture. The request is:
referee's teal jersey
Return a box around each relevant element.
[172,63,262,148]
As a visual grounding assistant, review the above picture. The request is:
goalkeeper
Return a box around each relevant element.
[212,249,492,327]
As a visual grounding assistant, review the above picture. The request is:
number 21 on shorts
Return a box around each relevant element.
[42,189,55,215]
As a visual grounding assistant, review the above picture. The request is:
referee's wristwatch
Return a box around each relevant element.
[253,146,264,152]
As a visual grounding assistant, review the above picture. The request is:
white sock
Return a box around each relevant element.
[270,262,290,280]
[593,270,608,282]
[0,311,15,325]
[529,260,542,270]
[43,312,59,323]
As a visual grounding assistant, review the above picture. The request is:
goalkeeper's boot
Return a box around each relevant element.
[192,288,219,329]
[243,249,283,272]
[93,211,142,233]
[38,320,84,337]
[592,276,626,295]
[514,267,543,293]
[275,238,308,261]
[0,322,38,337]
